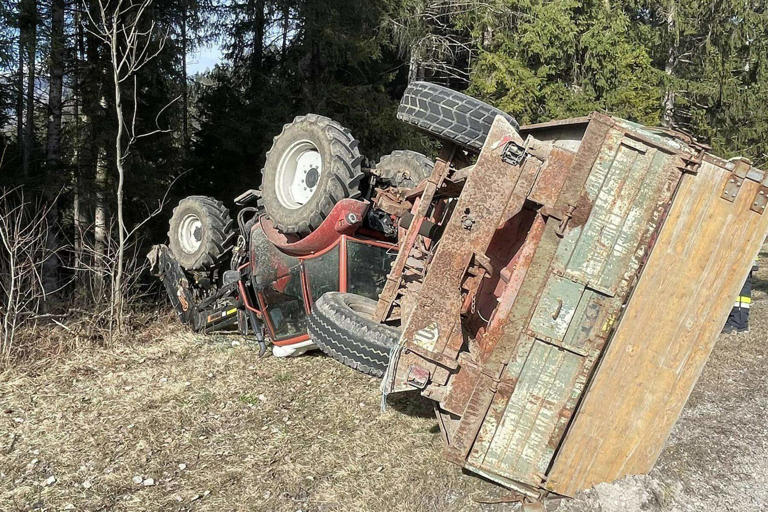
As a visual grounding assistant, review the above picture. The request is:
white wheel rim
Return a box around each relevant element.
[275,140,323,209]
[178,213,203,253]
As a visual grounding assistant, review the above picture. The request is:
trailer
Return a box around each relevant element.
[368,97,768,499]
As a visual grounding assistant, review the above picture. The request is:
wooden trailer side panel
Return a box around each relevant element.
[462,121,684,488]
[546,158,768,496]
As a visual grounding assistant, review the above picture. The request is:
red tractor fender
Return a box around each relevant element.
[259,198,370,256]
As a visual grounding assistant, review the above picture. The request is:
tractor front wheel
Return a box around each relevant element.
[167,196,234,271]
[374,150,434,189]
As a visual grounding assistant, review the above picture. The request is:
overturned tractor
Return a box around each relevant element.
[150,81,768,502]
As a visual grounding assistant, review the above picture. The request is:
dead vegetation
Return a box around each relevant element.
[1,270,767,511]
[0,184,170,365]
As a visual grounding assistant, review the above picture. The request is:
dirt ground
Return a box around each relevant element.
[2,265,767,511]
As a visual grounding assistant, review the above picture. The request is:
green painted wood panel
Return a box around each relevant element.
[558,139,651,291]
[528,275,586,343]
[468,340,583,485]
[560,289,606,355]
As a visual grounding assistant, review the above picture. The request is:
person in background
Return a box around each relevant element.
[723,257,759,333]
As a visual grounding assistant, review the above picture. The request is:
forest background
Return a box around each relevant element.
[1,0,766,357]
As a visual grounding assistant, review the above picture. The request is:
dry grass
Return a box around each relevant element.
[0,318,507,511]
[2,267,768,511]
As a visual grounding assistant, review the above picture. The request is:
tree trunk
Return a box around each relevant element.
[662,1,677,128]
[73,3,84,263]
[46,0,65,173]
[408,52,419,83]
[281,1,289,65]
[249,0,265,83]
[83,2,107,293]
[16,37,23,166]
[41,0,66,301]
[93,142,107,297]
[22,0,37,177]
[110,15,127,332]
[181,4,189,157]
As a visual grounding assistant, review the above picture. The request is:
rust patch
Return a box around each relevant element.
[440,362,479,416]
[569,190,594,229]
[554,118,612,212]
[528,147,576,208]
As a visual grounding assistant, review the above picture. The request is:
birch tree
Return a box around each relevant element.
[86,0,173,330]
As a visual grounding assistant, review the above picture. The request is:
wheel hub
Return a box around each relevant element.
[179,213,203,254]
[305,166,319,189]
[275,141,323,209]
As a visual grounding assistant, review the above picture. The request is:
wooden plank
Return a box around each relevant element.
[469,339,583,485]
[546,158,768,496]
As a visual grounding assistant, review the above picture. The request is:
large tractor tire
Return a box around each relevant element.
[397,81,519,152]
[261,114,364,235]
[374,150,434,188]
[168,196,234,271]
[307,292,400,377]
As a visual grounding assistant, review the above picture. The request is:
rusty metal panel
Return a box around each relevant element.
[528,147,577,208]
[468,339,583,485]
[528,275,585,343]
[386,116,533,394]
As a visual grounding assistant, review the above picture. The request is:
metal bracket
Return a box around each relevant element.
[721,158,751,202]
[751,181,768,214]
[679,148,704,175]
[406,365,431,389]
[501,140,527,167]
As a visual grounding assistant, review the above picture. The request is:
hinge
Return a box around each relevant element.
[721,158,751,202]
[751,185,768,214]
[751,172,768,214]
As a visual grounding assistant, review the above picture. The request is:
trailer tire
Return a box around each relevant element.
[168,196,235,271]
[375,150,434,188]
[308,292,400,377]
[397,81,519,152]
[261,114,364,235]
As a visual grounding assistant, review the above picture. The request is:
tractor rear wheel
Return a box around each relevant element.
[374,150,434,188]
[167,196,235,271]
[261,114,364,235]
[308,292,400,377]
[397,81,519,152]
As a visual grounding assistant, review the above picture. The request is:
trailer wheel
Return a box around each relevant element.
[261,114,364,235]
[308,292,400,377]
[398,81,519,152]
[375,150,434,188]
[168,196,234,271]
